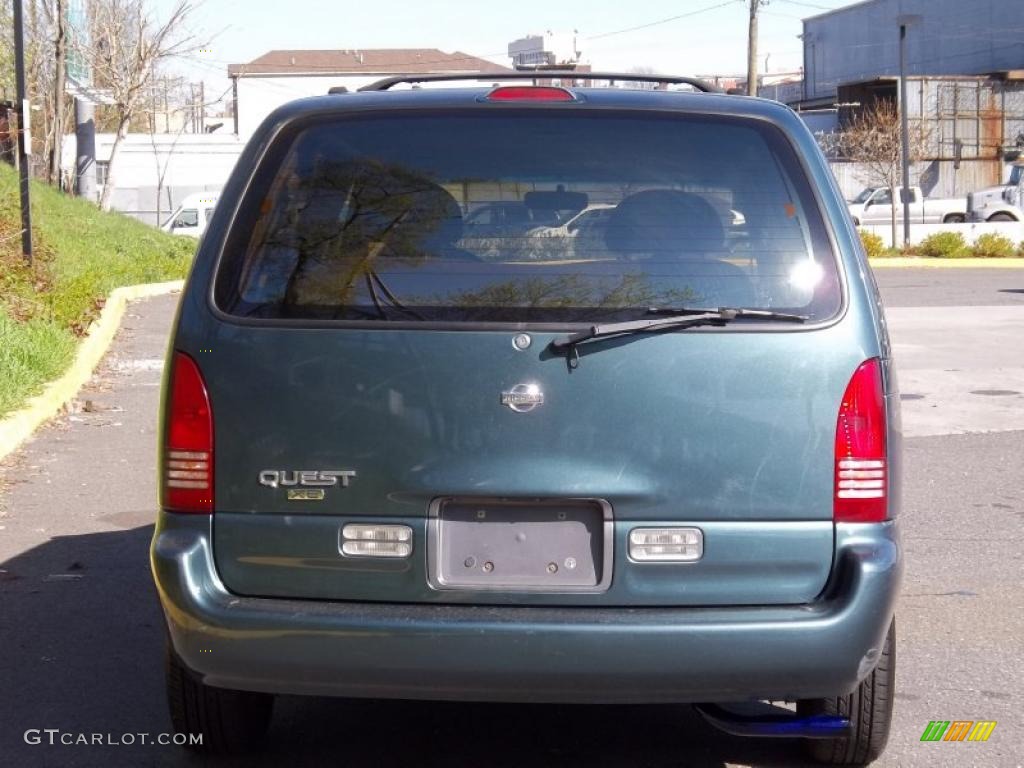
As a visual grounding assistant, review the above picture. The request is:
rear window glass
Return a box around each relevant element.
[215,111,840,323]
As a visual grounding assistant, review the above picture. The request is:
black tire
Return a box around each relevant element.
[797,619,895,766]
[943,213,966,223]
[987,212,1016,222]
[165,644,273,754]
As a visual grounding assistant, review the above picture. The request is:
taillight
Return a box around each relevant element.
[163,351,213,513]
[486,85,576,102]
[834,358,887,523]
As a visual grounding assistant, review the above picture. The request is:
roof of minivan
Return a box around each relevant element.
[269,86,797,124]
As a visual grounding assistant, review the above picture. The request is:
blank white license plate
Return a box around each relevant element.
[430,500,610,591]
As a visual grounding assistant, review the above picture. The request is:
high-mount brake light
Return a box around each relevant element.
[834,358,887,523]
[486,86,576,102]
[164,352,213,513]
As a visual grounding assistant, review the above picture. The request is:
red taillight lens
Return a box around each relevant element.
[486,85,575,102]
[164,352,213,513]
[834,358,887,523]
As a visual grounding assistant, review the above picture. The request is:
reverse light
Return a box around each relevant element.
[834,358,887,523]
[163,352,213,513]
[341,524,413,558]
[486,85,576,102]
[628,528,703,562]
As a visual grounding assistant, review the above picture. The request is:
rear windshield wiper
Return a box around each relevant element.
[549,307,807,367]
[645,306,809,322]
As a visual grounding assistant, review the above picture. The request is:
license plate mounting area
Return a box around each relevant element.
[428,498,612,593]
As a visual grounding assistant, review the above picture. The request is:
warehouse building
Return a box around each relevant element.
[795,0,1024,197]
[801,0,1024,105]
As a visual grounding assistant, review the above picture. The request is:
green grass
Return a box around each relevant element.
[0,163,195,417]
[0,309,76,416]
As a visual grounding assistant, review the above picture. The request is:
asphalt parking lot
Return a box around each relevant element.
[1,267,1021,768]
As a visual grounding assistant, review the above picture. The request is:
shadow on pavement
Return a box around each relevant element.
[1,523,816,768]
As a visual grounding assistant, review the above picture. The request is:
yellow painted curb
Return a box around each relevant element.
[868,257,1024,268]
[0,280,184,463]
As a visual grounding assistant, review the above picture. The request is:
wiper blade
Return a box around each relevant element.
[549,311,731,354]
[549,307,808,367]
[645,306,808,322]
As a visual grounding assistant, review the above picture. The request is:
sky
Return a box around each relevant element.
[158,0,858,104]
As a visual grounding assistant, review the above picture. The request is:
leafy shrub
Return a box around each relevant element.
[859,230,886,259]
[917,231,968,258]
[970,233,1016,258]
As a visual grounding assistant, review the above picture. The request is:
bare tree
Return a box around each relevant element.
[44,0,68,185]
[76,0,200,209]
[148,80,228,226]
[0,2,73,184]
[832,99,931,248]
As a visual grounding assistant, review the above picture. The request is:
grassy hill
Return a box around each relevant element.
[0,164,194,417]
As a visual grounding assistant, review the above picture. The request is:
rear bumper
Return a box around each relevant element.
[151,516,901,704]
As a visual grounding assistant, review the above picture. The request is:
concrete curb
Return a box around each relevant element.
[0,280,184,463]
[869,257,1024,268]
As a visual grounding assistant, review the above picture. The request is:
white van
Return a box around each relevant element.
[161,192,220,237]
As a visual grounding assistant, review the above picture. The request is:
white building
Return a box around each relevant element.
[507,33,581,69]
[61,132,246,226]
[228,49,510,138]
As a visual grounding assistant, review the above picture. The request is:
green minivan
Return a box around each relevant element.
[152,73,902,765]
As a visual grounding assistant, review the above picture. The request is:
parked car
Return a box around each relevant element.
[461,197,584,260]
[847,185,966,225]
[526,203,616,259]
[530,203,617,237]
[152,73,902,765]
[530,203,746,261]
[966,163,1024,222]
[161,192,220,237]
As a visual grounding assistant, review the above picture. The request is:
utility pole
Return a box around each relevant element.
[75,98,97,201]
[49,0,67,187]
[13,0,33,263]
[70,0,97,202]
[231,75,238,136]
[899,24,910,248]
[746,0,768,96]
[897,14,921,249]
[163,77,170,132]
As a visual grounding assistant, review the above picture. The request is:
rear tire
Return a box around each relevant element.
[797,619,895,766]
[165,644,273,754]
[943,213,966,223]
[988,212,1016,222]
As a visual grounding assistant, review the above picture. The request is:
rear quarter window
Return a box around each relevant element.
[215,110,840,324]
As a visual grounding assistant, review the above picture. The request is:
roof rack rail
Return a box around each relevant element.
[358,71,723,94]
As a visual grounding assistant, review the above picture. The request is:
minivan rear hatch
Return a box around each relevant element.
[187,94,858,607]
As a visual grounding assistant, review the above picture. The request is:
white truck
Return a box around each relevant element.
[847,186,967,225]
[966,163,1024,222]
[161,192,220,238]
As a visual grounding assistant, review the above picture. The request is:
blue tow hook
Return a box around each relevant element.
[694,703,852,739]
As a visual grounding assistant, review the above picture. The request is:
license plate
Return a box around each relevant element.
[429,499,612,592]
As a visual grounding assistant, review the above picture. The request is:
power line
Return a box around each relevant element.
[775,0,835,11]
[178,3,744,82]
[587,0,742,41]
